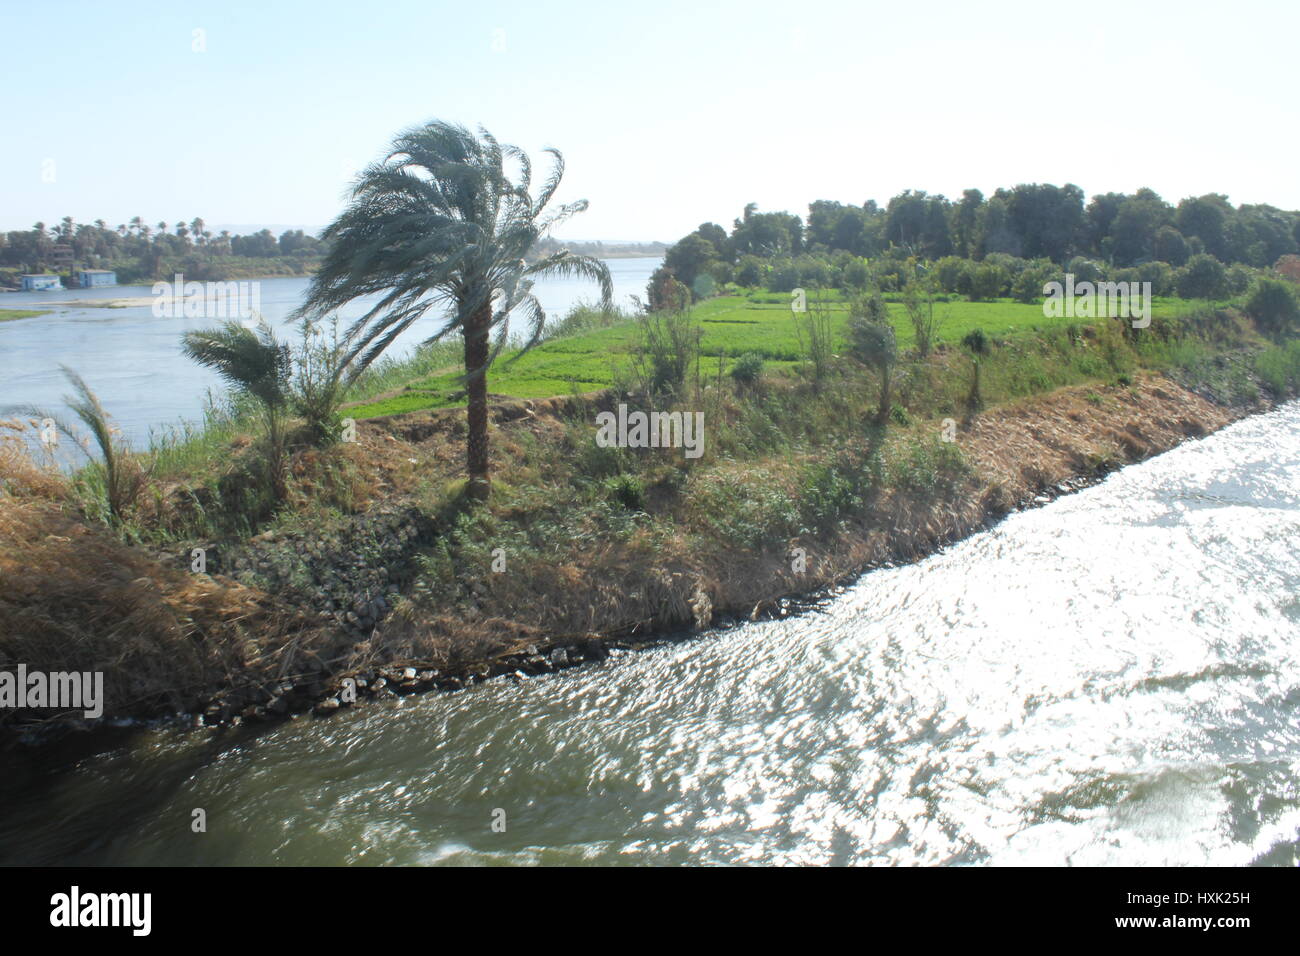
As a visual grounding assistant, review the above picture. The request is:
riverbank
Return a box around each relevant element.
[0,374,1279,745]
[1,297,1296,746]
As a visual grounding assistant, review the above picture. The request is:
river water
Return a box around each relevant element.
[0,401,1297,866]
[0,257,660,453]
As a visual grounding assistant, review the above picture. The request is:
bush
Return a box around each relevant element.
[1066,257,1105,284]
[1176,254,1228,300]
[729,352,765,386]
[1012,261,1058,303]
[631,308,702,396]
[736,255,765,287]
[603,473,644,511]
[1245,277,1300,339]
[969,263,1009,301]
[800,457,867,531]
[1137,261,1175,296]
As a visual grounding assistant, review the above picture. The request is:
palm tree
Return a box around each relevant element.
[181,321,292,500]
[62,368,152,522]
[295,120,612,500]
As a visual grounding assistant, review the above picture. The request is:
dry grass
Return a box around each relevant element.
[0,496,343,727]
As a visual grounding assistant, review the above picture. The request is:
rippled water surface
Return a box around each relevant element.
[1,402,1297,866]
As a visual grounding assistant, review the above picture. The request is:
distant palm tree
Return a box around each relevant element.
[295,120,612,500]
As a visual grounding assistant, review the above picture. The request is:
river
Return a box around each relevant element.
[0,257,660,452]
[0,400,1296,866]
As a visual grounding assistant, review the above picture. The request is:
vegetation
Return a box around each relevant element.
[0,309,48,322]
[181,321,293,501]
[294,120,612,500]
[5,152,1300,733]
[0,217,328,287]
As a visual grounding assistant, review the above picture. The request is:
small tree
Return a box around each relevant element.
[848,293,898,426]
[793,287,836,390]
[961,328,991,415]
[290,316,352,445]
[630,295,701,396]
[58,368,149,523]
[903,266,940,357]
[182,320,292,500]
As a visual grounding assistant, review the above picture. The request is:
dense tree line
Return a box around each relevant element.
[0,217,328,285]
[650,184,1300,307]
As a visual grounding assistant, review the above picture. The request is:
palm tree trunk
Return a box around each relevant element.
[464,306,492,500]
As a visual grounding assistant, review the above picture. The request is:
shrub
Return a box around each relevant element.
[630,307,702,396]
[729,352,765,386]
[1176,254,1228,300]
[847,293,898,425]
[1245,277,1300,339]
[604,473,644,511]
[969,263,1009,301]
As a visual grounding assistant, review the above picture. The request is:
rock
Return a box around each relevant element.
[550,647,569,666]
[401,667,417,681]
[313,697,341,716]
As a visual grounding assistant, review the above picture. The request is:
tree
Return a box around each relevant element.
[182,321,293,500]
[1005,183,1084,262]
[1176,195,1233,261]
[950,189,984,258]
[662,233,720,296]
[1152,225,1189,266]
[961,328,991,415]
[295,120,611,500]
[1110,189,1173,265]
[731,206,803,258]
[848,292,897,425]
[1176,253,1228,300]
[58,367,149,523]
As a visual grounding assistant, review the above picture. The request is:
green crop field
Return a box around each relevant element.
[0,309,48,322]
[346,290,1204,419]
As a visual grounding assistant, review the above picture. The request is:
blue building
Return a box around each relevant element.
[20,274,62,291]
[77,269,116,288]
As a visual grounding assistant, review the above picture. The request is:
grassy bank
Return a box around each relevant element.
[0,309,48,322]
[1,287,1296,738]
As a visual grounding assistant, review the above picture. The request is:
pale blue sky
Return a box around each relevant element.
[4,0,1297,240]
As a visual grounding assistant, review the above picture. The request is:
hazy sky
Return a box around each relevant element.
[4,0,1297,241]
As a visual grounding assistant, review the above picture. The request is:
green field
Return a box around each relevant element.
[346,290,1207,419]
[0,308,48,322]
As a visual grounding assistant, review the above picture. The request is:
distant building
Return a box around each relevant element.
[20,274,62,292]
[77,269,116,288]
